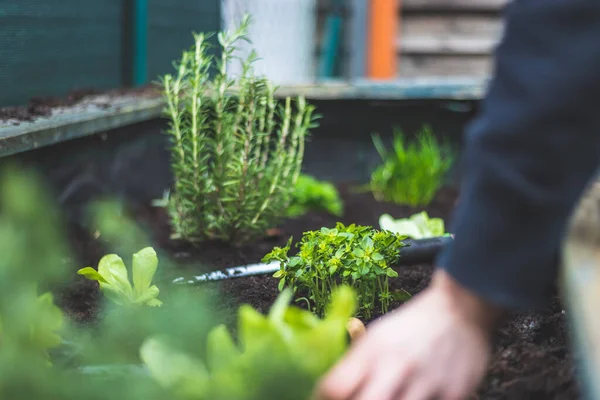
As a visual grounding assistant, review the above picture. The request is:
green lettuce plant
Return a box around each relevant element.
[0,288,64,365]
[263,223,407,319]
[286,173,343,218]
[161,15,318,244]
[369,125,454,207]
[140,285,357,400]
[379,211,450,239]
[77,247,162,307]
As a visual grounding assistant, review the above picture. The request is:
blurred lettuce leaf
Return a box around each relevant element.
[379,211,448,239]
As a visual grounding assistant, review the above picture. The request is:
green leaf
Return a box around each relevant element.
[328,263,338,274]
[30,292,64,351]
[239,304,287,356]
[273,270,284,278]
[392,288,412,302]
[278,277,286,291]
[132,247,159,299]
[289,257,302,267]
[361,236,373,249]
[325,285,357,321]
[386,268,399,278]
[133,285,162,307]
[140,336,210,398]
[269,288,294,323]
[283,307,320,331]
[76,267,108,284]
[146,298,163,307]
[352,248,365,257]
[206,324,241,373]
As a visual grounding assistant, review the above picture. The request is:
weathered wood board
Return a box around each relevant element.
[399,55,492,77]
[403,0,510,12]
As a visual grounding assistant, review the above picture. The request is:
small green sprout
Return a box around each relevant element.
[77,247,162,307]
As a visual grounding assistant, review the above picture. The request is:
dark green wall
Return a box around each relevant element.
[148,0,221,81]
[0,0,220,107]
[0,1,123,107]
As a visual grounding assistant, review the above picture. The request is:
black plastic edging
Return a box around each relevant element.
[172,236,453,285]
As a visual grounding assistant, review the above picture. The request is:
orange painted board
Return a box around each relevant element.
[368,0,399,79]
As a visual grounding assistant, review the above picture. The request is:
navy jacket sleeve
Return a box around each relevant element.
[436,0,600,310]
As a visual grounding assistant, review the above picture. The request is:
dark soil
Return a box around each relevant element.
[57,183,580,400]
[0,85,160,122]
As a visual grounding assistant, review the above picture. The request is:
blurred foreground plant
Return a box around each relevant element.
[0,167,68,367]
[0,166,353,399]
[0,167,207,398]
[141,285,357,400]
[161,15,318,244]
[369,125,454,207]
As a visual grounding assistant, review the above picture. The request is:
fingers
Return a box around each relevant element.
[353,362,414,400]
[313,341,370,400]
[400,376,438,400]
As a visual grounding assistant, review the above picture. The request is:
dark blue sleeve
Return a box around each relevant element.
[436,0,600,310]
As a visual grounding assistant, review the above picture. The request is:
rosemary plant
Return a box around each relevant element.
[160,16,318,244]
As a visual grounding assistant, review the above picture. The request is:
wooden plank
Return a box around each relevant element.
[274,78,488,100]
[400,36,498,55]
[0,95,164,157]
[0,78,488,158]
[399,54,492,77]
[403,0,510,12]
[402,15,504,38]
[561,180,600,400]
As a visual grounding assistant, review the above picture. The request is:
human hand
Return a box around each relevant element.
[313,270,505,400]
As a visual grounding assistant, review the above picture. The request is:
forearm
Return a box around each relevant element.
[436,0,600,310]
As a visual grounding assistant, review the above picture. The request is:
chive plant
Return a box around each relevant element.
[160,16,318,244]
[369,125,454,207]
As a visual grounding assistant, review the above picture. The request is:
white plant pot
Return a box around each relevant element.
[221,0,317,85]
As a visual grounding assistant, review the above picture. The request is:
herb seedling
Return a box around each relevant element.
[369,125,454,207]
[263,223,408,319]
[287,173,343,218]
[78,247,162,307]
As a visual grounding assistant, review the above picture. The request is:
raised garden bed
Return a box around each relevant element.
[0,20,587,400]
[55,181,579,400]
[0,85,581,400]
